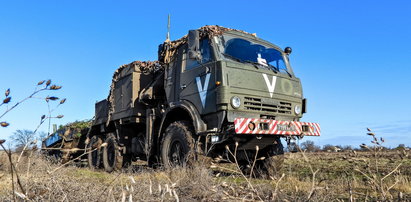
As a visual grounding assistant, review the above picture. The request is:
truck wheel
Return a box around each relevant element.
[259,155,284,178]
[257,142,285,178]
[87,135,102,170]
[122,154,132,170]
[161,121,195,168]
[102,133,123,172]
[240,141,284,178]
[148,155,160,168]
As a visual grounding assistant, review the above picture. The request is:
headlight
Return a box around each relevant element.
[231,96,241,109]
[211,135,220,143]
[294,105,301,115]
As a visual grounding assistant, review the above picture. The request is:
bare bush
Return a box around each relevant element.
[300,140,321,152]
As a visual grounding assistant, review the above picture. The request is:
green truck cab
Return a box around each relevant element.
[88,26,320,176]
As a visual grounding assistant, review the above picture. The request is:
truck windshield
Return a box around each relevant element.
[222,35,289,74]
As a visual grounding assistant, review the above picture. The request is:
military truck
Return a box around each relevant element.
[42,121,90,163]
[87,26,320,176]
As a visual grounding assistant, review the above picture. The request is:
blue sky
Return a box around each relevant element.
[0,0,410,148]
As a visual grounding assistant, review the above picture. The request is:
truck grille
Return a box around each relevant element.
[244,97,292,114]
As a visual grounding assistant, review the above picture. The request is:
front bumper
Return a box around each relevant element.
[234,118,321,136]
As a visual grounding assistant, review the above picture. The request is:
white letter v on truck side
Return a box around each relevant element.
[196,73,211,108]
[262,73,277,98]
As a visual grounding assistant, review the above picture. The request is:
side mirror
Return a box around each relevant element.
[284,47,292,55]
[187,30,201,60]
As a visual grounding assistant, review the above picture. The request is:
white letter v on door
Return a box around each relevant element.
[262,74,277,98]
[196,73,211,108]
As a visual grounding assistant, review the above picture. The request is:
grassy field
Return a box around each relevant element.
[0,149,410,201]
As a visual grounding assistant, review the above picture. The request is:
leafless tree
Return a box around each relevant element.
[9,129,36,150]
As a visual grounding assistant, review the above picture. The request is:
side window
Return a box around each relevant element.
[184,38,212,71]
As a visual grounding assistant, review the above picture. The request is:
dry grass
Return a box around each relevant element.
[0,150,410,201]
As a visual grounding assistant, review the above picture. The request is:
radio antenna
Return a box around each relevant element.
[165,14,170,43]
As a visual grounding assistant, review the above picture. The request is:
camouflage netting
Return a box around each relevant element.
[58,120,92,141]
[159,25,254,64]
[115,61,162,76]
[62,120,93,131]
[106,61,161,124]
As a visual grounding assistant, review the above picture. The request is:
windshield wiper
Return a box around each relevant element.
[279,68,292,77]
[222,54,283,75]
[222,53,259,69]
[222,53,242,63]
[266,64,279,74]
[222,54,261,68]
[222,53,260,70]
[243,60,267,70]
[245,60,282,74]
[265,63,292,77]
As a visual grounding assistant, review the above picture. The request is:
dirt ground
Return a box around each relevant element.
[0,150,410,201]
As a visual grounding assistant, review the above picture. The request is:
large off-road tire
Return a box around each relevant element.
[240,141,284,178]
[256,141,285,178]
[122,154,132,170]
[102,133,124,172]
[161,121,195,168]
[259,155,284,178]
[87,135,102,170]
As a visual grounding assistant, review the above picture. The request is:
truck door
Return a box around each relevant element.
[179,38,216,115]
[164,47,183,103]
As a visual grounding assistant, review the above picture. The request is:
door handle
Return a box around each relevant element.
[180,84,187,89]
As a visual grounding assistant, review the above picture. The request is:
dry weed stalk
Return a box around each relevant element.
[1,145,408,201]
[15,139,37,168]
[0,80,65,200]
[48,143,106,174]
[272,173,285,201]
[354,128,409,200]
[224,142,264,201]
[248,145,259,179]
[297,146,321,201]
[0,80,63,123]
[0,142,25,201]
